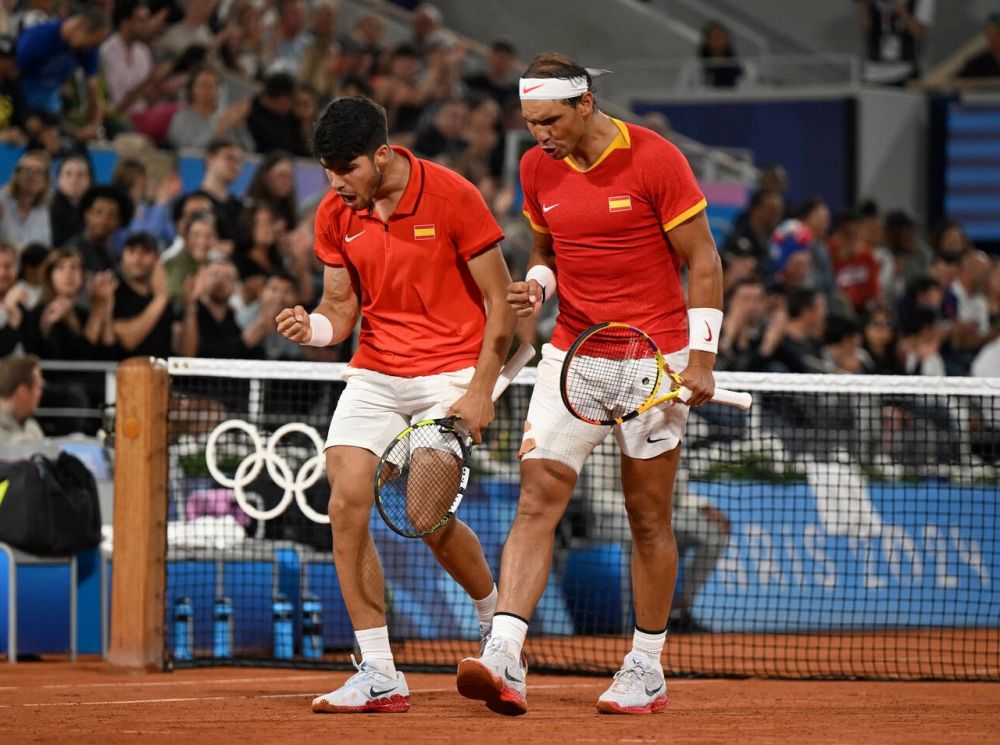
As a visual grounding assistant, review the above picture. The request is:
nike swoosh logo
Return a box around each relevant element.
[522,84,544,94]
[345,231,365,243]
[369,686,397,697]
[646,436,667,444]
[542,203,559,213]
[645,684,663,696]
[704,320,713,342]
[504,667,524,684]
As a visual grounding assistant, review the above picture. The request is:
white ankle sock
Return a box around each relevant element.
[356,625,396,676]
[490,613,528,658]
[632,628,666,667]
[473,584,498,626]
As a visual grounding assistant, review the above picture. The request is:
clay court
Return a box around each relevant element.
[1,661,998,744]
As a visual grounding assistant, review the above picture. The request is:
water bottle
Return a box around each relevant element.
[172,596,193,661]
[301,594,323,660]
[272,594,294,660]
[213,596,234,659]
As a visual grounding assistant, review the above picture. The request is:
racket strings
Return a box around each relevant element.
[377,423,466,536]
[565,327,661,423]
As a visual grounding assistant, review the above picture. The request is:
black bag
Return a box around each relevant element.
[0,453,102,556]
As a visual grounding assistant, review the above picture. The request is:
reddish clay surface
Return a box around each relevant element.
[0,660,997,744]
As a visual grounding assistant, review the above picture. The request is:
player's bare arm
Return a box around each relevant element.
[448,245,516,444]
[508,228,556,319]
[670,210,723,407]
[276,266,359,346]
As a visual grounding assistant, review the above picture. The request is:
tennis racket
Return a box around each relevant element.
[560,322,752,426]
[374,342,535,538]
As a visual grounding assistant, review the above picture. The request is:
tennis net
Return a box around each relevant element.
[160,358,1000,680]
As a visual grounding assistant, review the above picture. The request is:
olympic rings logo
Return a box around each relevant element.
[205,419,329,525]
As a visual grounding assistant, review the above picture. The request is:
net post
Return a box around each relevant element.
[108,357,169,669]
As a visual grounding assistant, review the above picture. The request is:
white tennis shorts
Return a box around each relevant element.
[325,366,475,454]
[520,343,690,474]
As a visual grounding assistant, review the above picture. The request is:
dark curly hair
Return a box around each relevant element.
[312,96,388,172]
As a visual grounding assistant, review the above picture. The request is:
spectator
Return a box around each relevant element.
[235,271,302,361]
[0,149,52,250]
[829,209,880,313]
[957,13,1000,82]
[758,163,789,197]
[233,201,283,304]
[930,218,970,262]
[856,0,934,85]
[898,275,944,327]
[49,153,93,249]
[0,354,45,444]
[411,2,444,55]
[21,247,117,363]
[721,188,784,274]
[861,305,902,374]
[0,34,33,146]
[971,262,1000,376]
[267,0,310,76]
[790,196,834,294]
[299,35,347,103]
[822,315,867,373]
[372,44,429,142]
[769,219,813,293]
[293,84,319,154]
[697,21,744,88]
[308,0,341,49]
[100,0,157,119]
[459,95,503,186]
[247,71,308,156]
[111,231,179,359]
[15,9,109,142]
[179,256,260,359]
[164,210,216,308]
[68,185,134,274]
[898,305,946,375]
[347,12,384,78]
[218,0,267,79]
[768,288,830,373]
[110,158,179,254]
[857,198,885,260]
[10,242,46,311]
[10,0,56,35]
[412,98,469,164]
[162,189,216,260]
[167,65,254,150]
[464,39,519,110]
[881,209,931,302]
[199,137,246,242]
[670,469,730,634]
[245,151,298,230]
[156,0,217,58]
[717,277,773,371]
[0,240,24,356]
[945,251,999,369]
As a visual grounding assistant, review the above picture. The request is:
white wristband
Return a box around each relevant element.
[306,312,333,347]
[687,307,723,354]
[525,264,556,303]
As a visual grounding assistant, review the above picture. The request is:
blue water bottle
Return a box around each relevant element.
[213,596,234,659]
[301,594,323,660]
[272,594,294,660]
[173,596,193,661]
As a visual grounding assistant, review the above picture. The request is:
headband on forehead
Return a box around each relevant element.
[518,68,612,100]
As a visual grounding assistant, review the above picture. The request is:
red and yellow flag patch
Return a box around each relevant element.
[608,195,632,213]
[414,224,436,240]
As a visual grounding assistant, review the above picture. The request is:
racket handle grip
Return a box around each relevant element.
[678,386,753,410]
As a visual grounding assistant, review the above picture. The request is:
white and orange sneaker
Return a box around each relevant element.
[312,658,410,714]
[596,651,668,715]
[456,636,528,716]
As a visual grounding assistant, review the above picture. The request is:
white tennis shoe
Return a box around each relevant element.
[312,657,410,713]
[596,651,668,715]
[456,636,528,716]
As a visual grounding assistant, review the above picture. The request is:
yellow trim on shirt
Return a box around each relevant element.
[563,117,631,174]
[522,208,550,233]
[662,198,708,233]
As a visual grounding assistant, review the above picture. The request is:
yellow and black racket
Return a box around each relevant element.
[374,342,535,538]
[560,322,752,426]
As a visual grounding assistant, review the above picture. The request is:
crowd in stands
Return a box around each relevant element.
[0,0,997,440]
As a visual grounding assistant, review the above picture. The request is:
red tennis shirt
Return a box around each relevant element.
[314,147,504,375]
[521,118,707,353]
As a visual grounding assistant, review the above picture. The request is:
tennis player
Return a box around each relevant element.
[277,96,515,714]
[456,53,723,716]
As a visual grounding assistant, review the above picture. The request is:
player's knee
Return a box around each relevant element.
[627,506,673,546]
[327,488,370,532]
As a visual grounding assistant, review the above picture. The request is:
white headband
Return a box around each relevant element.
[518,69,612,100]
